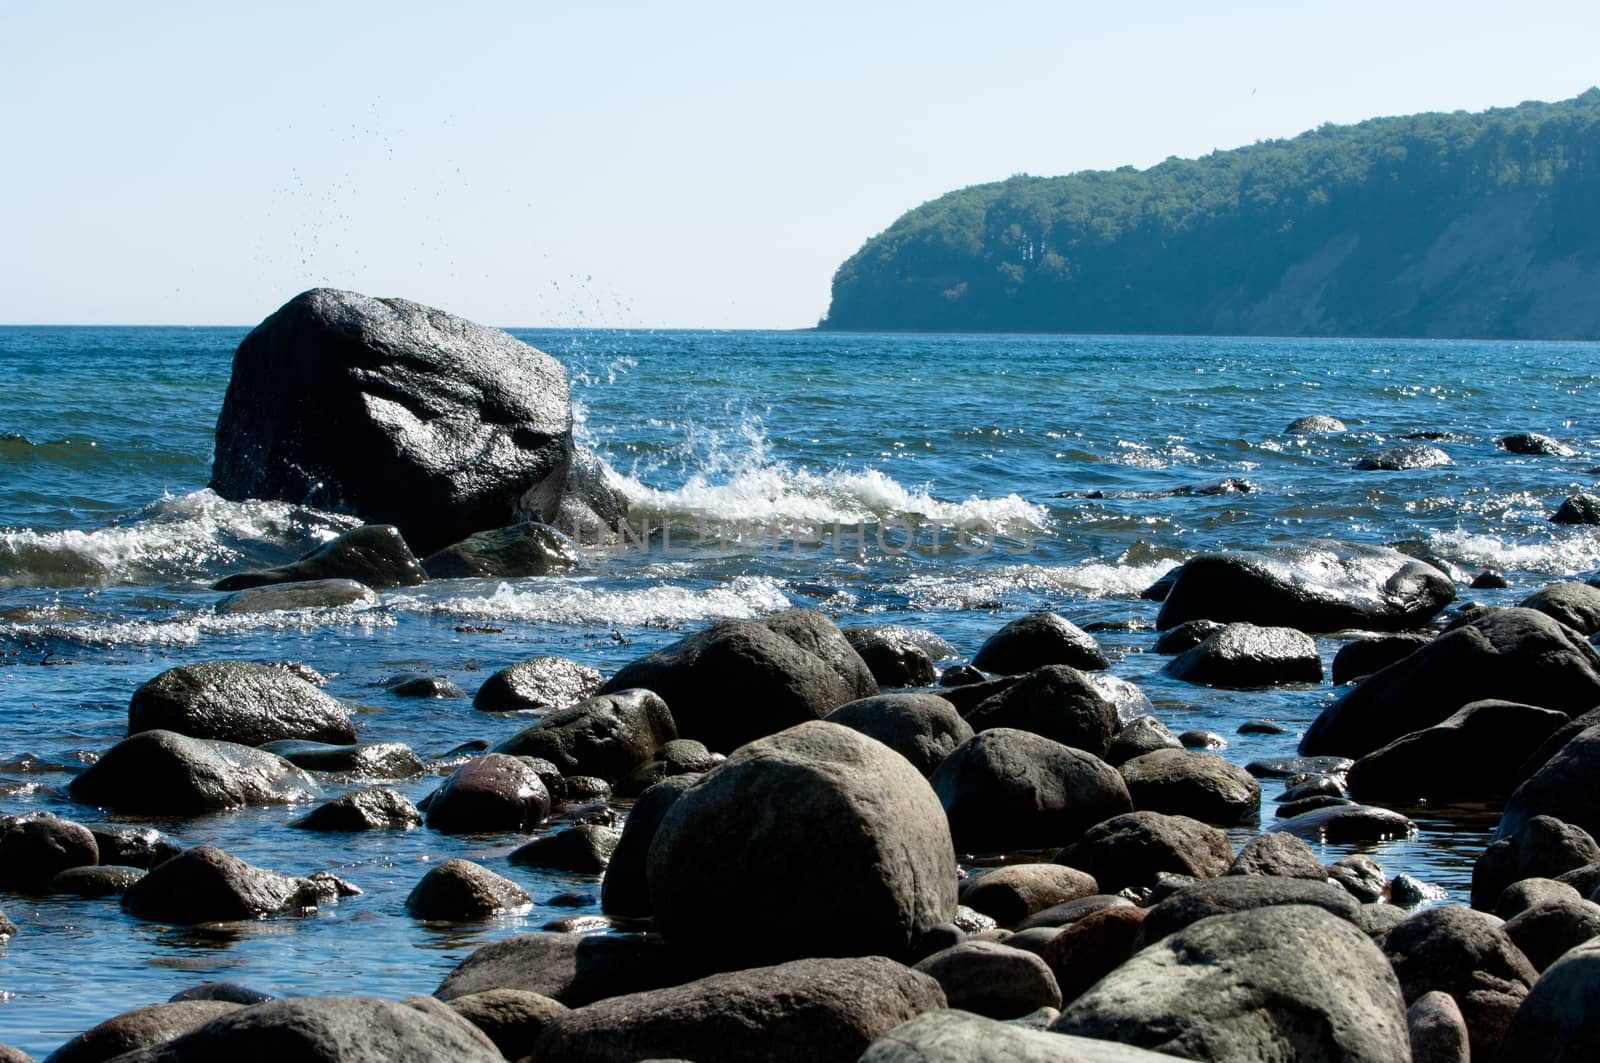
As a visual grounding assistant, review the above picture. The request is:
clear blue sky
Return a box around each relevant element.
[3,1,1596,328]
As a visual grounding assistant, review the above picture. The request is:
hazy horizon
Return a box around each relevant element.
[5,1,1597,329]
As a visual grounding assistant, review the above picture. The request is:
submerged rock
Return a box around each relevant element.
[420,522,580,579]
[290,787,423,832]
[472,655,602,713]
[120,845,344,925]
[971,612,1108,674]
[405,859,530,920]
[1552,492,1600,524]
[128,660,355,747]
[1155,541,1455,633]
[258,739,423,778]
[212,524,426,591]
[1163,622,1322,687]
[1355,443,1453,470]
[215,578,379,615]
[68,730,319,814]
[1286,414,1347,434]
[1501,431,1574,456]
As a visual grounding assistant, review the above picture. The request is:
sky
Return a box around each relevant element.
[3,1,1598,329]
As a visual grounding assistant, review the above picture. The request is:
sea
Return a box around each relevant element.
[1,325,1597,1052]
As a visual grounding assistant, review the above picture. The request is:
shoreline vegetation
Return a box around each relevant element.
[822,89,1600,341]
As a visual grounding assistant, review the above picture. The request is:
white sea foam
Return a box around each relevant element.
[398,575,792,627]
[896,558,1180,609]
[2,600,392,647]
[1429,528,1600,577]
[0,491,354,589]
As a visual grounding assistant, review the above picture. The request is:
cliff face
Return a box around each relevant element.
[823,91,1600,339]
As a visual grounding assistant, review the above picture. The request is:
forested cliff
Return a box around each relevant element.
[822,91,1600,338]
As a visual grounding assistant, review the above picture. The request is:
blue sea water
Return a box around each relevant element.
[0,325,1598,1052]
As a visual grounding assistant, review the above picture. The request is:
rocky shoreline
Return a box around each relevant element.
[7,292,1600,1060]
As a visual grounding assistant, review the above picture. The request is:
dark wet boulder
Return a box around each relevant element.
[1520,581,1600,635]
[1286,414,1347,434]
[1498,938,1600,1060]
[1054,811,1232,894]
[1519,705,1600,779]
[1246,754,1354,779]
[67,730,319,814]
[958,864,1099,928]
[420,522,580,579]
[1331,632,1429,684]
[120,845,341,925]
[1151,618,1224,654]
[1500,724,1600,843]
[168,983,275,1005]
[434,931,686,1005]
[1347,699,1567,802]
[105,996,503,1063]
[0,815,97,893]
[1502,896,1600,971]
[290,786,422,831]
[1301,608,1600,757]
[1501,431,1574,456]
[932,674,1017,716]
[211,524,427,591]
[1117,749,1260,826]
[472,655,602,713]
[963,665,1119,758]
[647,721,956,969]
[1225,831,1327,879]
[971,612,1108,675]
[1355,443,1452,470]
[445,989,567,1062]
[1383,904,1538,1060]
[555,443,631,545]
[1163,622,1322,687]
[1553,492,1600,524]
[1017,894,1134,931]
[383,673,465,698]
[128,660,355,747]
[211,289,576,555]
[405,858,531,920]
[48,865,145,898]
[1178,730,1226,750]
[214,578,379,615]
[1053,904,1409,1061]
[1137,876,1362,944]
[1155,541,1455,633]
[842,625,952,687]
[44,1000,242,1063]
[598,608,877,753]
[1275,802,1414,843]
[491,689,675,782]
[615,737,723,795]
[913,940,1061,1018]
[824,693,973,776]
[1104,715,1182,766]
[600,775,696,917]
[931,729,1131,854]
[1472,568,1510,589]
[1236,718,1286,735]
[1474,815,1600,910]
[860,1008,1180,1063]
[424,753,550,834]
[90,826,182,870]
[533,955,945,1063]
[257,739,423,778]
[508,824,620,874]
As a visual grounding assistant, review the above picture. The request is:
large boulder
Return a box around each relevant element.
[1162,623,1322,687]
[1136,876,1363,944]
[600,775,697,917]
[1498,723,1600,842]
[102,996,503,1063]
[214,579,379,615]
[1155,542,1455,633]
[405,858,531,920]
[1052,905,1410,1061]
[67,730,319,814]
[598,609,877,752]
[860,1009,1181,1063]
[963,666,1119,758]
[127,661,354,747]
[1300,608,1600,757]
[1499,938,1600,1060]
[0,815,98,893]
[211,524,426,590]
[420,522,580,579]
[1116,749,1261,826]
[971,612,1108,674]
[823,694,973,776]
[1383,904,1539,1060]
[44,1001,242,1063]
[842,625,952,688]
[424,753,550,834]
[532,956,945,1063]
[210,288,577,554]
[1347,699,1568,802]
[1474,815,1600,910]
[492,690,676,782]
[434,932,686,1006]
[912,941,1061,1018]
[646,721,957,969]
[1055,811,1232,894]
[120,845,343,924]
[930,729,1131,853]
[1520,582,1600,636]
[472,656,602,713]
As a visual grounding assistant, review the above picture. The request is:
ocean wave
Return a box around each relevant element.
[1428,528,1600,578]
[1,600,393,648]
[0,491,356,589]
[396,575,792,627]
[896,558,1180,610]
